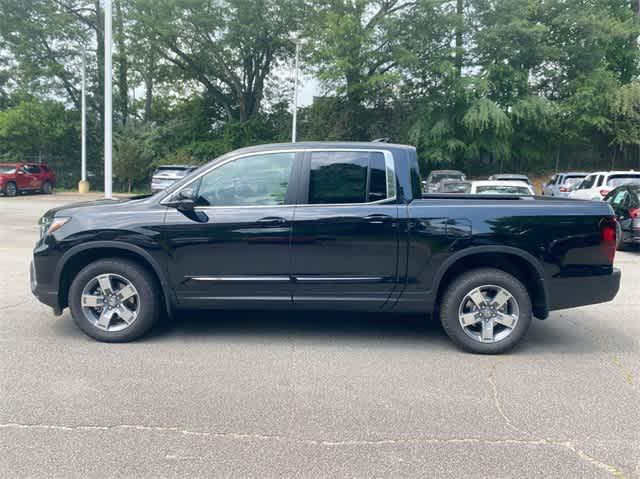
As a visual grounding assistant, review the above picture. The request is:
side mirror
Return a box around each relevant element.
[165,188,196,211]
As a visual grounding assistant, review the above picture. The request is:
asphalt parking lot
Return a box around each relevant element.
[1,193,638,478]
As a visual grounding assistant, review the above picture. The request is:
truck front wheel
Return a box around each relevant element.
[439,268,532,354]
[68,258,160,342]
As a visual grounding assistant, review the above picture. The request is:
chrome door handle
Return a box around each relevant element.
[257,216,287,226]
[364,214,392,224]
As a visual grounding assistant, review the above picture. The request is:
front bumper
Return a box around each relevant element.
[547,268,621,311]
[30,260,62,314]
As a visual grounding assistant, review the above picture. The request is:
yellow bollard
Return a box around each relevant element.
[78,181,90,193]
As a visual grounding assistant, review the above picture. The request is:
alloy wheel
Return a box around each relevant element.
[458,284,520,343]
[80,273,140,332]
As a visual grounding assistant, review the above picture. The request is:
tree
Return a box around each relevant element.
[113,122,157,192]
[133,0,302,123]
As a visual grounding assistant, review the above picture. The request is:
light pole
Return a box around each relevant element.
[291,39,301,143]
[78,46,89,193]
[104,0,113,199]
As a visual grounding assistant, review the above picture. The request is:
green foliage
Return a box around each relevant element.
[1,0,640,185]
[113,122,157,192]
[0,95,79,164]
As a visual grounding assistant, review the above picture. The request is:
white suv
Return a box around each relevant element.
[568,171,640,201]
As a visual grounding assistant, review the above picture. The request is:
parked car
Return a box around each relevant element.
[568,171,640,201]
[0,162,56,196]
[423,169,466,193]
[487,174,532,184]
[31,142,620,354]
[438,180,472,193]
[604,184,640,249]
[542,172,589,197]
[151,165,199,193]
[469,180,535,196]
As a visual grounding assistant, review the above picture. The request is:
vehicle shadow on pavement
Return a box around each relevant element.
[150,310,636,355]
[149,311,452,346]
[50,309,634,354]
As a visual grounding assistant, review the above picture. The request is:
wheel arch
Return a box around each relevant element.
[433,246,549,319]
[56,241,175,318]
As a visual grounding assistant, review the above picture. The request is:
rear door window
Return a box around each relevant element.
[308,151,395,204]
[564,175,585,187]
[606,174,640,188]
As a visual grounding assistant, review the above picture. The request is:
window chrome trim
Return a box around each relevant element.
[161,148,397,209]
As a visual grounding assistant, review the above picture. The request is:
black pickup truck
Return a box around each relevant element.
[31,142,621,353]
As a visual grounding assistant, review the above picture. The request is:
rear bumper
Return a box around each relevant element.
[547,268,621,311]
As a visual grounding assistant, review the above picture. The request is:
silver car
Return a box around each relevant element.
[151,165,198,194]
[542,172,588,197]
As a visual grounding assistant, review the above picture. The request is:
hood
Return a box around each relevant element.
[41,196,154,220]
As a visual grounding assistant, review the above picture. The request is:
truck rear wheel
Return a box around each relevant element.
[439,268,532,354]
[68,258,160,342]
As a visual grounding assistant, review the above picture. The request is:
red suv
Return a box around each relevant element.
[0,163,56,196]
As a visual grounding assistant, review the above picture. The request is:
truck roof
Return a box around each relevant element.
[221,141,417,156]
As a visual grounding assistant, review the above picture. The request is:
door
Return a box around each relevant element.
[543,175,557,196]
[162,151,301,309]
[572,174,597,199]
[607,188,632,241]
[23,165,42,189]
[15,166,33,190]
[291,149,399,310]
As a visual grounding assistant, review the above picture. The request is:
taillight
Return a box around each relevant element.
[599,189,610,197]
[600,217,617,262]
[559,186,570,192]
[630,208,640,219]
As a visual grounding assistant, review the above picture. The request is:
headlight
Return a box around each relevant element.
[39,217,71,237]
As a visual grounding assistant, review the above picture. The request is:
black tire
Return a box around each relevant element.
[5,181,17,197]
[41,181,53,194]
[615,223,629,251]
[439,268,533,354]
[68,258,160,342]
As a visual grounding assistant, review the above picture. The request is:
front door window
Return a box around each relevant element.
[193,152,295,207]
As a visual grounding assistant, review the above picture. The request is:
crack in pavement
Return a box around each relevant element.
[488,361,627,478]
[0,422,631,476]
[0,421,580,447]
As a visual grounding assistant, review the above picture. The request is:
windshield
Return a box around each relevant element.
[441,182,471,193]
[0,166,16,174]
[606,174,640,188]
[430,173,463,183]
[495,176,528,183]
[476,185,532,195]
